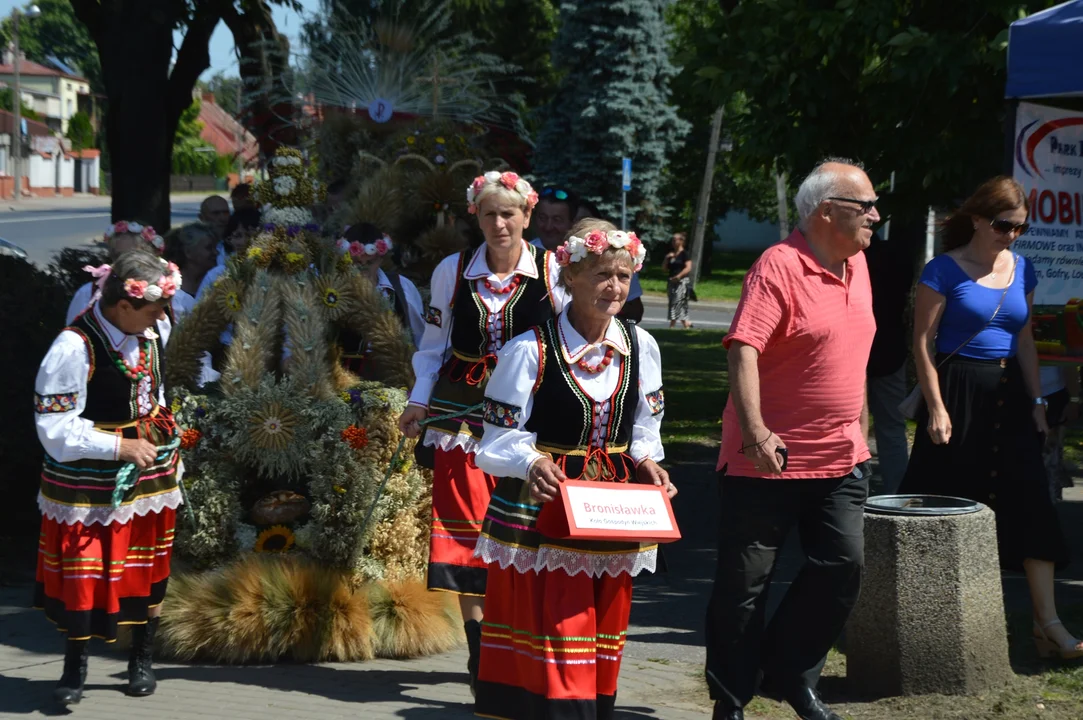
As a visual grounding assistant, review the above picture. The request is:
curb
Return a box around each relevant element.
[641,293,737,311]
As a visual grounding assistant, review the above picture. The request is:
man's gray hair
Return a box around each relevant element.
[794,157,865,223]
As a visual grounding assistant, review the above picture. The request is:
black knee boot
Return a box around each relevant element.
[464,619,482,696]
[126,617,158,697]
[54,638,88,706]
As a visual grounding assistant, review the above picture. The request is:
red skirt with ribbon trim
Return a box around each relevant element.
[428,445,498,596]
[474,563,633,720]
[34,508,176,642]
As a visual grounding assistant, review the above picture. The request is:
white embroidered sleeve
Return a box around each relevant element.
[65,282,93,325]
[546,251,571,314]
[630,326,665,465]
[156,315,172,407]
[408,254,457,408]
[398,274,428,348]
[34,331,119,462]
[474,332,544,480]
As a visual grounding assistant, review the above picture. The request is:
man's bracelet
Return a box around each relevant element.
[740,435,770,451]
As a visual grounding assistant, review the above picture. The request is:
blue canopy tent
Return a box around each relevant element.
[1003,1,1083,171]
[1006,0,1083,99]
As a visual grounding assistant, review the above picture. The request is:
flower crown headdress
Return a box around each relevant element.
[336,230,393,261]
[104,221,165,252]
[84,259,182,304]
[466,171,539,214]
[555,229,646,273]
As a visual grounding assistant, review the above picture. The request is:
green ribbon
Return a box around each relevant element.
[112,437,194,526]
[357,403,485,541]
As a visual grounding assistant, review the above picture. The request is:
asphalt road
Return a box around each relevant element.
[0,197,735,332]
[639,294,734,332]
[0,199,204,267]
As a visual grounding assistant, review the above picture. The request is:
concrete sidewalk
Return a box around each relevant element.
[0,452,723,719]
[0,193,218,214]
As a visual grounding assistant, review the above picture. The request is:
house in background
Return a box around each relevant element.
[0,51,91,134]
[198,91,259,169]
[0,109,99,198]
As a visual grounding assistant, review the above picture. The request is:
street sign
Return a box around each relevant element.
[622,157,632,192]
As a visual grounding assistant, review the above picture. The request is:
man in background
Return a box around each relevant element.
[532,185,579,251]
[864,220,919,493]
[199,195,231,240]
[230,183,256,213]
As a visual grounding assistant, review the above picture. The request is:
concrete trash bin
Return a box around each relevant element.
[845,495,1013,697]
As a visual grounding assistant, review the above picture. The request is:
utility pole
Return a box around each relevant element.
[689,106,724,288]
[235,80,244,183]
[775,161,790,240]
[12,11,22,201]
[9,5,40,201]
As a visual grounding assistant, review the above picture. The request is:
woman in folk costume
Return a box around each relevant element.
[335,222,427,377]
[34,250,184,707]
[472,219,675,720]
[66,221,167,324]
[398,171,568,690]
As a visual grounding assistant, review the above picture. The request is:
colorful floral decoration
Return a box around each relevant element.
[180,428,202,450]
[555,229,647,272]
[341,425,369,450]
[466,170,539,214]
[254,525,296,553]
[105,220,165,252]
[160,142,449,666]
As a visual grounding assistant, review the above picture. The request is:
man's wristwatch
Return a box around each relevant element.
[1034,397,1049,407]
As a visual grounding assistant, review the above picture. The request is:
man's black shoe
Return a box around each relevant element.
[712,701,744,720]
[786,687,843,720]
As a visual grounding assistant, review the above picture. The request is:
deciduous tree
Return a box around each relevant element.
[69,0,297,230]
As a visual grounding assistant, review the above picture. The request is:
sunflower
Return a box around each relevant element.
[254,525,295,553]
[314,275,351,321]
[249,401,298,451]
[215,277,246,318]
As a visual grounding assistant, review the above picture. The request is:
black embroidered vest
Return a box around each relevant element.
[526,317,641,481]
[448,243,555,359]
[67,310,164,424]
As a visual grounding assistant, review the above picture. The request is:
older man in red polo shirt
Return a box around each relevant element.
[706,159,879,720]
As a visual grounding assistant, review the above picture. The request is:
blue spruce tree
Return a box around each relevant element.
[533,0,689,244]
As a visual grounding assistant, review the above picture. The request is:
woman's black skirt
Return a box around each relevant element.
[900,355,1070,572]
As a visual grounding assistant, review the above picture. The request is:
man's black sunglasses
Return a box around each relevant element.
[989,218,1030,236]
[828,196,877,214]
[540,187,571,201]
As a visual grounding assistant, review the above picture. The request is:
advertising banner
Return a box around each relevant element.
[1012,101,1083,361]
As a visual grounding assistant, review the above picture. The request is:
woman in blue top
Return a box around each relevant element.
[901,176,1076,659]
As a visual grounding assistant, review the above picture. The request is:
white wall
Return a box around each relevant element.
[59,154,74,189]
[713,210,783,252]
[28,154,52,188]
[87,155,99,189]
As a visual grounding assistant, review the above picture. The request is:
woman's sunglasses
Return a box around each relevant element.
[989,218,1030,236]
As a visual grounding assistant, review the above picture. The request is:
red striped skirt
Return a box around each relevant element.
[474,563,633,720]
[428,445,497,596]
[34,508,176,642]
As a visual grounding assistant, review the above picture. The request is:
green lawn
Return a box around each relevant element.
[640,250,761,302]
[653,329,727,448]
[655,329,1083,720]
